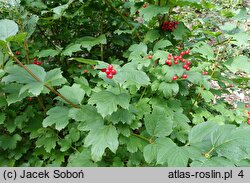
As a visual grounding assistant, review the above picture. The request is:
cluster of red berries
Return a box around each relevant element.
[161,20,179,32]
[165,49,191,80]
[32,57,42,66]
[101,64,116,79]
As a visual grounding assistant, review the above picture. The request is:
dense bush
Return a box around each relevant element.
[0,0,250,167]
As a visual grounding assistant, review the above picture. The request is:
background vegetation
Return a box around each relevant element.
[0,0,250,167]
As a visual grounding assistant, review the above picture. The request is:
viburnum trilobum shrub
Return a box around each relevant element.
[0,0,250,167]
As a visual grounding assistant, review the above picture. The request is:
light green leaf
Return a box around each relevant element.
[192,42,214,60]
[225,56,250,74]
[36,49,61,58]
[143,141,158,164]
[56,84,85,105]
[23,14,39,38]
[35,130,58,152]
[123,135,147,153]
[189,121,218,144]
[110,108,135,125]
[3,83,29,105]
[187,71,203,84]
[61,43,82,56]
[42,106,70,131]
[201,90,214,102]
[68,105,104,131]
[158,82,179,97]
[114,63,150,88]
[45,68,67,86]
[68,127,80,142]
[213,127,250,162]
[89,91,130,117]
[153,50,169,64]
[144,137,188,166]
[114,29,133,35]
[134,98,151,119]
[6,33,27,44]
[78,34,107,52]
[145,106,173,137]
[144,30,160,43]
[68,57,99,65]
[84,125,119,161]
[229,32,249,47]
[191,157,235,167]
[19,82,44,96]
[172,22,190,40]
[0,19,18,41]
[140,5,169,22]
[128,43,147,60]
[58,136,71,152]
[0,134,21,150]
[153,39,172,51]
[68,149,97,167]
[2,64,46,83]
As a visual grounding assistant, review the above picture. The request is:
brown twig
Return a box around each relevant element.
[7,44,79,109]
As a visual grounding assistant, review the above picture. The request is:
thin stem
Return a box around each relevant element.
[132,133,152,144]
[24,39,30,64]
[139,87,147,101]
[7,44,79,109]
[204,146,215,158]
[210,47,221,77]
[37,96,46,112]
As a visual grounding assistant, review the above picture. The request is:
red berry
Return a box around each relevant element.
[15,51,21,55]
[172,75,178,81]
[101,68,106,72]
[77,64,82,68]
[107,64,113,70]
[27,97,33,101]
[186,61,191,65]
[246,104,249,108]
[32,61,42,66]
[174,60,178,64]
[165,60,172,66]
[91,65,95,69]
[183,64,188,69]
[181,59,186,63]
[248,111,250,115]
[105,69,111,75]
[182,74,188,79]
[180,52,185,56]
[33,57,38,61]
[84,69,88,73]
[248,118,250,125]
[106,73,113,79]
[186,67,190,71]
[173,56,178,60]
[185,50,190,54]
[203,71,208,75]
[111,69,116,75]
[148,55,153,59]
[168,54,172,59]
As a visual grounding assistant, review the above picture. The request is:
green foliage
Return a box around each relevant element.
[0,0,249,167]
